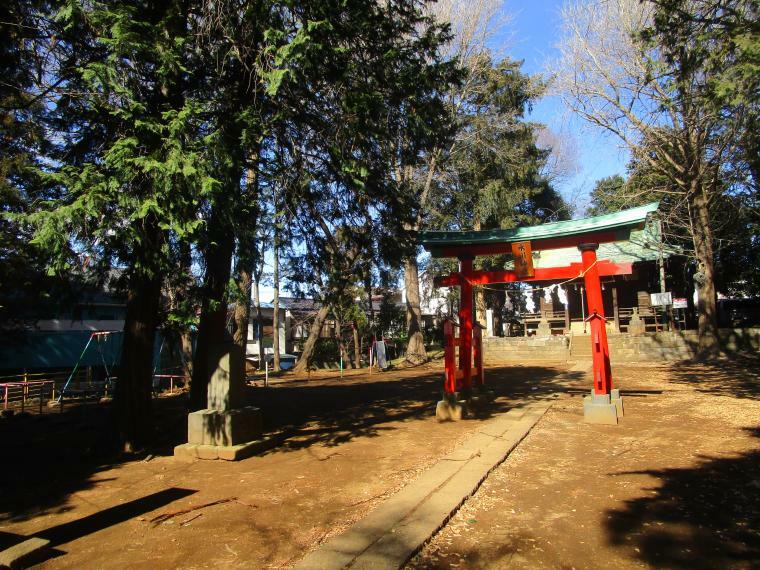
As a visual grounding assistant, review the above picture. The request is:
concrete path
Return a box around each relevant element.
[294,401,552,570]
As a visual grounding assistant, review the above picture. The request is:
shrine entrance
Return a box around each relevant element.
[420,202,661,425]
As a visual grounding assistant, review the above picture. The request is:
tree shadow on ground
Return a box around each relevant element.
[0,364,578,524]
[605,426,760,568]
[0,487,195,566]
[663,354,760,400]
[234,365,584,456]
[0,395,188,523]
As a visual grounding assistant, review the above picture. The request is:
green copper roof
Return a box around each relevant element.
[419,202,660,249]
[503,221,680,273]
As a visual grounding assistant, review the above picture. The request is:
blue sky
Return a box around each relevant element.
[492,0,631,215]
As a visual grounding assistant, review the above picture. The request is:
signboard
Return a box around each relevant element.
[672,297,688,309]
[650,292,673,306]
[511,241,534,278]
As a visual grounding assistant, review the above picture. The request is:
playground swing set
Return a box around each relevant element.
[58,330,121,403]
[58,331,189,404]
[420,202,661,424]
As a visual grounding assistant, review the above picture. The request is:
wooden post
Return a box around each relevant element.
[563,286,571,333]
[612,285,620,332]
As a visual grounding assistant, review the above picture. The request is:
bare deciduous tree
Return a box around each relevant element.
[536,126,579,189]
[551,0,744,354]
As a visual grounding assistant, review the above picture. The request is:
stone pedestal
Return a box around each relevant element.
[583,390,619,425]
[610,388,624,417]
[187,407,263,446]
[536,318,552,337]
[436,399,467,421]
[436,385,496,420]
[175,341,264,461]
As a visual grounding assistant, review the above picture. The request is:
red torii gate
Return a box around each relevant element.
[420,202,660,424]
[435,256,629,397]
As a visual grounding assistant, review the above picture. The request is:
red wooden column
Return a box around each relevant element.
[458,256,474,391]
[579,244,613,395]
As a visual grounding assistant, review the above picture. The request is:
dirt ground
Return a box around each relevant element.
[410,358,760,570]
[0,357,758,569]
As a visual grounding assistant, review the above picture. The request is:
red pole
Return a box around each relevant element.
[443,320,456,395]
[579,244,613,395]
[458,256,474,391]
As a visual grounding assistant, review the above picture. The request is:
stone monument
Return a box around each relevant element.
[536,317,552,337]
[627,307,645,335]
[174,341,264,461]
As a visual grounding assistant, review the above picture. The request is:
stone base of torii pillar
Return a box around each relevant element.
[583,388,625,425]
[174,342,265,461]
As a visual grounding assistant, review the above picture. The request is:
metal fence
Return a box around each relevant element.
[1,380,56,413]
[0,367,188,415]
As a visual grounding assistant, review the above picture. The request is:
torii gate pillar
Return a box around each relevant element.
[579,243,623,424]
[458,255,474,392]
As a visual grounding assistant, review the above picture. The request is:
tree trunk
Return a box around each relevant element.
[252,273,264,365]
[232,264,252,373]
[335,313,347,371]
[472,219,487,328]
[232,157,260,375]
[116,261,162,452]
[292,305,330,373]
[475,287,487,328]
[177,242,194,381]
[492,289,505,337]
[180,332,193,380]
[400,151,439,366]
[366,277,375,336]
[272,226,281,371]
[690,185,719,357]
[190,216,235,411]
[352,322,361,368]
[403,256,427,365]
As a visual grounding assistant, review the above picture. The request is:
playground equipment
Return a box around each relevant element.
[421,203,661,424]
[58,330,121,402]
[1,380,55,414]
